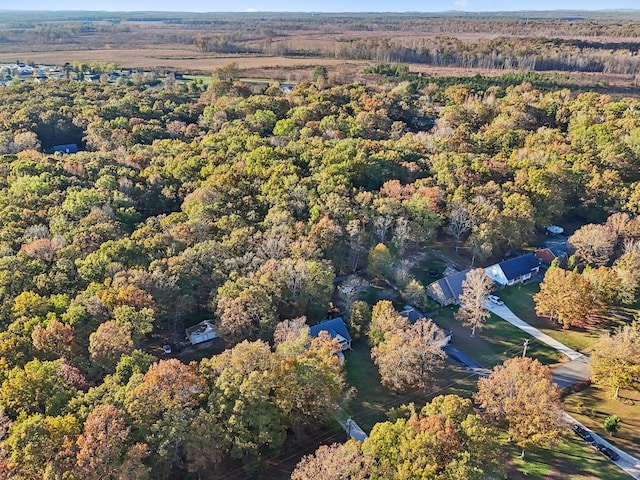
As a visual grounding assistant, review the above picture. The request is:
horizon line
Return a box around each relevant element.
[1,8,639,13]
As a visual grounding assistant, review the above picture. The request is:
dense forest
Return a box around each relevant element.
[1,69,640,478]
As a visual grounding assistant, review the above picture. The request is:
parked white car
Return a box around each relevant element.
[486,295,504,305]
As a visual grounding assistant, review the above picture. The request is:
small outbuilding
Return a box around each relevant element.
[52,143,78,154]
[535,247,568,267]
[186,320,218,345]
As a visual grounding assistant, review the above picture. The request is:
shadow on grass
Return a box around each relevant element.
[343,339,479,432]
[510,435,632,480]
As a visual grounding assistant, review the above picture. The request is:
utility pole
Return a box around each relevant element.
[522,339,530,358]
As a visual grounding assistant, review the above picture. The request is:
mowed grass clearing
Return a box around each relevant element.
[434,306,563,368]
[565,386,640,459]
[509,433,633,480]
[498,282,602,352]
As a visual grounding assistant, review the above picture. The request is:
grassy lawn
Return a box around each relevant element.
[343,326,634,480]
[434,306,563,368]
[180,74,212,85]
[411,256,448,285]
[343,340,400,431]
[498,283,602,352]
[344,339,478,432]
[565,386,640,459]
[509,434,633,480]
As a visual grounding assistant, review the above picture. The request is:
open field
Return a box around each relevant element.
[565,386,640,459]
[3,47,638,92]
[0,47,367,75]
[2,11,640,90]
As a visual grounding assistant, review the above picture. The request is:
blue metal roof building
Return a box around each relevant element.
[52,144,78,154]
[486,253,541,286]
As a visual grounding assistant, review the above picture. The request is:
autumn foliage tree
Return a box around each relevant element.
[567,223,617,267]
[274,334,347,437]
[368,300,406,347]
[348,300,371,338]
[371,318,446,392]
[361,394,504,479]
[590,320,640,398]
[31,319,76,359]
[75,404,149,480]
[455,268,493,337]
[3,412,80,479]
[291,441,372,480]
[534,266,602,329]
[475,357,563,459]
[89,321,134,371]
[125,359,207,476]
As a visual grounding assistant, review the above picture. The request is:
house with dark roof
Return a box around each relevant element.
[426,269,470,306]
[399,305,426,324]
[485,253,541,286]
[310,317,352,350]
[399,306,451,347]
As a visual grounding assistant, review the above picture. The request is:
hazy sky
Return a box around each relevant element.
[6,0,640,12]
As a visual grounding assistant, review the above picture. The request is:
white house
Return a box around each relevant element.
[485,253,541,286]
[186,320,218,345]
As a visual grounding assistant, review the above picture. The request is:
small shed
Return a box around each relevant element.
[186,320,218,345]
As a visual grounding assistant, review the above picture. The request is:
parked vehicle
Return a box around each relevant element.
[596,444,620,461]
[163,344,172,354]
[486,295,504,306]
[572,424,595,444]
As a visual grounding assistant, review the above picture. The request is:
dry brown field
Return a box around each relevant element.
[1,13,639,89]
[2,43,637,91]
[0,46,363,71]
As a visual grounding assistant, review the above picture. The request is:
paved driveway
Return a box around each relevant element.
[485,303,584,360]
[552,356,591,388]
[443,344,490,377]
[471,301,640,477]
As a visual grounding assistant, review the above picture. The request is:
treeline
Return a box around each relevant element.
[5,12,640,78]
[5,11,640,37]
[320,36,640,75]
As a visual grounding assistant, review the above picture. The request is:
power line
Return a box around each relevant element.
[210,335,559,479]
